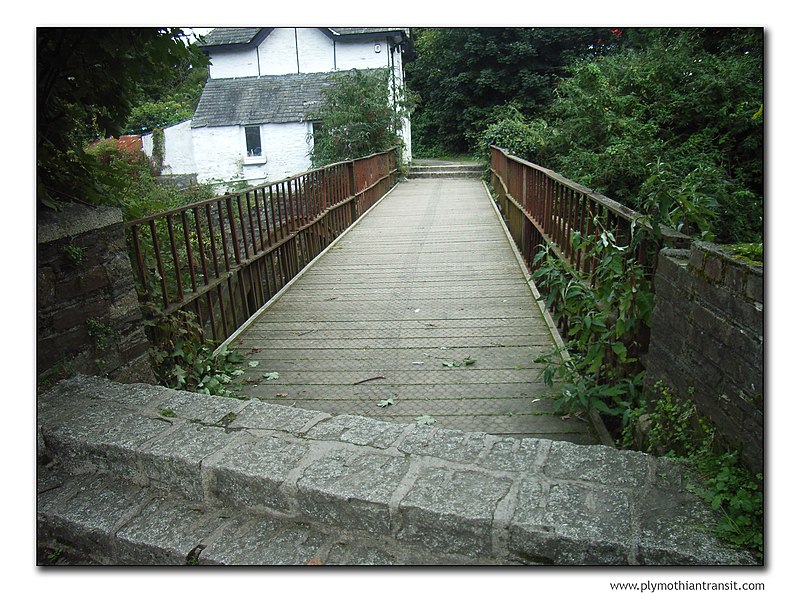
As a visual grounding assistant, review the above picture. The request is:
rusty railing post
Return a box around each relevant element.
[347,159,358,220]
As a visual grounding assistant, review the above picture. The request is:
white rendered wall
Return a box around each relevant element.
[208,48,260,79]
[192,122,312,193]
[208,29,393,77]
[335,38,391,70]
[162,120,196,174]
[297,28,335,73]
[140,120,196,174]
[141,133,153,157]
[191,126,248,190]
[257,28,299,75]
[262,122,314,181]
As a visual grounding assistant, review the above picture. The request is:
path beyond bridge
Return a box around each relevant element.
[227,173,600,444]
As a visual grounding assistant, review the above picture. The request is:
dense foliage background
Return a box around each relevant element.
[37,27,208,212]
[407,27,764,244]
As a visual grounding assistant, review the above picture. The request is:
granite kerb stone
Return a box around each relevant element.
[38,376,756,565]
[38,464,498,565]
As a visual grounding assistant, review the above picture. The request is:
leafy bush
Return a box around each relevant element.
[309,68,407,167]
[406,27,620,155]
[126,100,194,134]
[478,104,551,163]
[85,139,213,220]
[537,30,763,244]
[144,307,245,398]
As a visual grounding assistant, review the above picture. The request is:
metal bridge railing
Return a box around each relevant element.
[489,145,689,281]
[126,148,398,343]
[489,145,690,346]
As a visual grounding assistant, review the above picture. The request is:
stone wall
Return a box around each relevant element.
[37,203,154,388]
[647,242,763,474]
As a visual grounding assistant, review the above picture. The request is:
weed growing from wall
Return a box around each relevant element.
[143,306,244,397]
[86,318,118,370]
[627,381,764,560]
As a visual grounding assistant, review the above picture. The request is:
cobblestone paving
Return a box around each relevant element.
[230,177,597,443]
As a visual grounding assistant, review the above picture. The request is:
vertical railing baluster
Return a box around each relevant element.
[166,214,184,303]
[130,224,148,295]
[149,220,169,308]
[124,149,400,347]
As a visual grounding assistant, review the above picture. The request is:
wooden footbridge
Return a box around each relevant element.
[129,148,687,445]
[225,173,595,442]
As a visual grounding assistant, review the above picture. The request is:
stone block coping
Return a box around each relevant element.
[37,375,756,566]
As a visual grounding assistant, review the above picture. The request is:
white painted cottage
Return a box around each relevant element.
[142,27,412,193]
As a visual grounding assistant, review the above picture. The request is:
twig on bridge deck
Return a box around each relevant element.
[353,375,386,385]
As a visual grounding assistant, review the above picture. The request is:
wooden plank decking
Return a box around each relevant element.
[229,177,599,444]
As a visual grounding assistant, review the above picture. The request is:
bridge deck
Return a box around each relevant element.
[229,177,598,444]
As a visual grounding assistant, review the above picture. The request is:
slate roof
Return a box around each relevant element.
[198,27,407,48]
[197,28,264,47]
[328,27,408,37]
[191,71,338,128]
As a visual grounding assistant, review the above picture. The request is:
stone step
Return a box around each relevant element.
[407,163,483,179]
[409,164,483,172]
[406,170,483,179]
[36,376,756,566]
[37,465,487,565]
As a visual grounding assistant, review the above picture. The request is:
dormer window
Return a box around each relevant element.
[245,125,262,157]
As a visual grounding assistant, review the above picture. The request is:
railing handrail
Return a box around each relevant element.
[490,145,689,245]
[126,147,398,227]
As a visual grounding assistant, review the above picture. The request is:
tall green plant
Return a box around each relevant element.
[533,221,654,434]
[309,69,406,167]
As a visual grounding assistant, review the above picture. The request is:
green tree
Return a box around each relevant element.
[542,28,763,242]
[309,68,406,167]
[482,28,763,243]
[124,48,209,134]
[406,27,618,155]
[125,99,195,134]
[37,27,208,208]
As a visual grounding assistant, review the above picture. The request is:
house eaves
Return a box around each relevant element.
[196,28,273,51]
[326,27,408,43]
